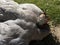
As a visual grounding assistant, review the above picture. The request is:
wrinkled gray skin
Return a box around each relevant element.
[19,3,44,16]
[0,0,50,45]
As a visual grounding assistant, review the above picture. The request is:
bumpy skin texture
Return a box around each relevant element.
[0,0,50,45]
[19,3,44,16]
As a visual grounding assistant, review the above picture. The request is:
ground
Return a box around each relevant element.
[29,25,60,45]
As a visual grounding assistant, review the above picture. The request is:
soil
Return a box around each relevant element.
[29,25,60,45]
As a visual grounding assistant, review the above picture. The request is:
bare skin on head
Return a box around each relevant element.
[0,0,50,45]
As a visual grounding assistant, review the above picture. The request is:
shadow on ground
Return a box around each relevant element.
[29,34,60,45]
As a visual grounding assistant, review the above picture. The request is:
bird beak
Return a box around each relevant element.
[39,13,50,23]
